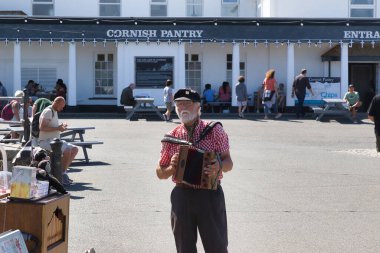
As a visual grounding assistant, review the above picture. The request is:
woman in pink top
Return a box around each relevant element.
[218,81,231,112]
[262,69,282,119]
[218,81,231,102]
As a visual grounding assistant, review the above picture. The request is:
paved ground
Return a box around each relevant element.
[63,113,379,253]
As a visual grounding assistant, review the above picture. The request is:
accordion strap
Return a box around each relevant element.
[161,121,223,146]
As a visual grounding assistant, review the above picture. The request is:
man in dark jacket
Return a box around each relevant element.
[292,69,314,118]
[120,83,136,106]
[368,93,380,152]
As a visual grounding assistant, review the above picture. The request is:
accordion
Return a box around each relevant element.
[175,145,219,190]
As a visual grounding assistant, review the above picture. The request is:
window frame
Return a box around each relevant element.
[21,66,57,92]
[94,53,115,97]
[150,0,168,17]
[32,0,54,16]
[349,0,376,17]
[221,0,239,17]
[185,54,202,93]
[186,0,203,17]
[99,0,121,17]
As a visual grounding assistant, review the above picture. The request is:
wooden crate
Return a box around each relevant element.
[0,193,70,253]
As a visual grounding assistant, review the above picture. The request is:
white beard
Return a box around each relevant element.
[176,108,198,124]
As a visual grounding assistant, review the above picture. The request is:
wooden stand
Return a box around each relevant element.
[0,193,70,253]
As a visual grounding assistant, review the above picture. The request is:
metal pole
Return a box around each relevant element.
[22,88,30,143]
[50,138,62,183]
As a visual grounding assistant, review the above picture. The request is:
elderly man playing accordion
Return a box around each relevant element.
[156,88,233,253]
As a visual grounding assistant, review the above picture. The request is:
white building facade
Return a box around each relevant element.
[0,0,379,111]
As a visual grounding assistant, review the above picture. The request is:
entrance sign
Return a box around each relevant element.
[135,57,173,88]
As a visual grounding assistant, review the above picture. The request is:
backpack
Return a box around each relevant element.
[31,108,54,138]
[1,100,16,120]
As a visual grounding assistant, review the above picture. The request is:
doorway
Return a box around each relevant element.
[349,63,376,111]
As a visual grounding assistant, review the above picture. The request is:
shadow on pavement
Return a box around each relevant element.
[71,161,111,167]
[67,182,102,198]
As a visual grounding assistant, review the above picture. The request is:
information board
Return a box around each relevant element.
[135,57,173,88]
[294,77,341,106]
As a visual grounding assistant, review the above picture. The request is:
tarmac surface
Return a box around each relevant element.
[63,113,379,253]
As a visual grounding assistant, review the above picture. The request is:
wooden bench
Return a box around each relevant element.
[70,141,104,163]
[204,101,231,113]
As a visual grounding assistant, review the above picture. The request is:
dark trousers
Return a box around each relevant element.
[376,133,380,152]
[170,185,228,253]
[296,94,305,117]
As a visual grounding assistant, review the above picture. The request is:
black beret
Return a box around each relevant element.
[174,88,201,102]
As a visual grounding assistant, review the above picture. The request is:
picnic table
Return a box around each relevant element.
[311,98,352,122]
[124,97,165,121]
[3,126,102,163]
[60,127,103,163]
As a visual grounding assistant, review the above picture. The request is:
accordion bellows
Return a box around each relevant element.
[176,145,218,190]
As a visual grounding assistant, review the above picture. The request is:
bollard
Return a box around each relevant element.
[23,88,30,143]
[50,138,62,183]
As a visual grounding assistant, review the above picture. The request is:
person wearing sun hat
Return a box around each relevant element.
[156,88,233,253]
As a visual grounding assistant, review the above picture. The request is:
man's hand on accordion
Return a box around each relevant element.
[204,158,220,176]
[169,153,179,175]
[156,153,179,179]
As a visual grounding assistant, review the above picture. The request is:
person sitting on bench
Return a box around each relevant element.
[343,84,362,123]
[38,96,78,186]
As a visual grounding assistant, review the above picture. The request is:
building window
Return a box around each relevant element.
[221,0,239,17]
[32,0,54,16]
[185,54,202,93]
[95,54,114,96]
[350,0,375,17]
[100,0,121,17]
[186,0,203,17]
[226,54,245,85]
[151,0,167,17]
[22,67,57,92]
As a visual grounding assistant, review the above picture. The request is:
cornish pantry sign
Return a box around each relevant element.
[106,29,204,39]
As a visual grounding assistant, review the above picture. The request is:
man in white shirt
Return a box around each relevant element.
[39,96,78,185]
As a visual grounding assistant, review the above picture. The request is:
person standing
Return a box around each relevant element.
[39,96,78,185]
[262,69,282,120]
[292,68,315,118]
[156,88,233,253]
[235,76,248,118]
[163,79,174,121]
[368,93,380,152]
[120,83,136,106]
[343,84,362,123]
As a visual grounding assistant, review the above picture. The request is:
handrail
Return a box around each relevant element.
[0,144,7,172]
[0,96,23,101]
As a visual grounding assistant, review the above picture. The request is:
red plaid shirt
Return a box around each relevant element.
[159,120,230,182]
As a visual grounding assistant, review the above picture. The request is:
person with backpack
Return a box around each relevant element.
[38,96,78,186]
[30,98,53,146]
[156,88,233,253]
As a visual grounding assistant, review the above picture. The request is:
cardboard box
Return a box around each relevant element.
[10,166,37,199]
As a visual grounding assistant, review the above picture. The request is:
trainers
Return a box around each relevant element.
[275,113,282,119]
[162,114,167,121]
[62,174,73,185]
[264,115,269,120]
